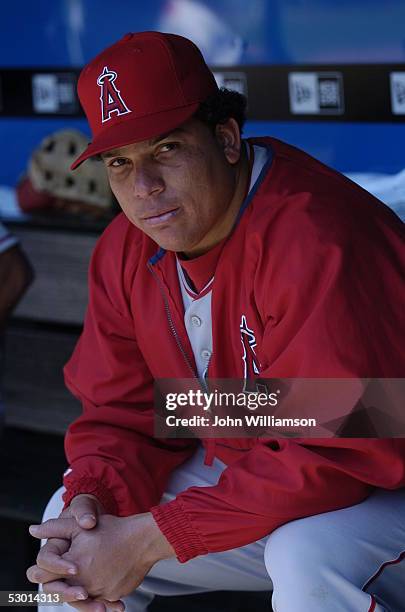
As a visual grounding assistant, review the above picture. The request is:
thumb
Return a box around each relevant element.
[69,494,102,530]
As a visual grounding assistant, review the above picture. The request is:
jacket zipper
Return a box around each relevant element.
[147,262,197,379]
[148,260,216,466]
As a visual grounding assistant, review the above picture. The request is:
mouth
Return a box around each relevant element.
[142,207,180,226]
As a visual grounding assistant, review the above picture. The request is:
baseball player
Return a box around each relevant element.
[27,32,405,611]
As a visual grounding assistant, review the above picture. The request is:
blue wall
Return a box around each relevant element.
[1,0,405,186]
[3,0,405,67]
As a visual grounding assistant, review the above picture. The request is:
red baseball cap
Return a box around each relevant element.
[71,31,218,169]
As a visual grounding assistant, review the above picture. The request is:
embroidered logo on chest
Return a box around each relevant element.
[240,314,260,378]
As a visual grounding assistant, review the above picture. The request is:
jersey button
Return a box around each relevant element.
[201,349,211,361]
[191,315,202,327]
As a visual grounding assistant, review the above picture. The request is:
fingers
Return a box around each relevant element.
[66,603,106,612]
[29,518,77,540]
[63,600,123,612]
[69,494,104,529]
[29,493,103,540]
[27,564,73,585]
[41,579,88,603]
[100,599,125,612]
[35,537,78,575]
[92,599,125,612]
[29,495,103,544]
[40,580,125,612]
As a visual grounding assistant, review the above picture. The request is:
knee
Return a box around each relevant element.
[41,486,66,523]
[264,517,327,584]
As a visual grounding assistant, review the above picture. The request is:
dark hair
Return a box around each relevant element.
[193,87,247,134]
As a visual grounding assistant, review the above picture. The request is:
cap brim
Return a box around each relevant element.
[71,102,200,170]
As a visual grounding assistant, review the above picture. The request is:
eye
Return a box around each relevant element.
[108,157,128,168]
[157,142,178,154]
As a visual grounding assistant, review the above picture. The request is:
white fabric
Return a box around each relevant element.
[248,144,270,192]
[39,445,405,612]
[0,220,18,254]
[177,263,213,380]
[0,185,28,220]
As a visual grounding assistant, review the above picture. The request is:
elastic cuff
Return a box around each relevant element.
[151,498,208,563]
[62,477,118,515]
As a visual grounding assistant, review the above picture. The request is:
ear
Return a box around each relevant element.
[215,118,242,164]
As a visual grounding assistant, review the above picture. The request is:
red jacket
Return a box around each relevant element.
[63,137,405,563]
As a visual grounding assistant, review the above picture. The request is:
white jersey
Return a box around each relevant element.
[0,221,18,254]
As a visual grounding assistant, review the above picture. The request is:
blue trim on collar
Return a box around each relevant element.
[149,247,166,265]
[233,141,274,228]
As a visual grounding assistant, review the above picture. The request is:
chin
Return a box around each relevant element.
[155,239,191,253]
[147,231,193,253]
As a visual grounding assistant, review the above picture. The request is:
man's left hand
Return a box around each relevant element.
[28,512,175,602]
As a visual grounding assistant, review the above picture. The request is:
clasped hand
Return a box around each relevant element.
[26,494,174,612]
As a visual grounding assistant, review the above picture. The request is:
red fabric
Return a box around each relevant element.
[368,596,377,612]
[16,176,54,212]
[63,137,405,563]
[177,238,225,294]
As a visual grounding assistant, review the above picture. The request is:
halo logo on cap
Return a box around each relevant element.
[97,66,131,123]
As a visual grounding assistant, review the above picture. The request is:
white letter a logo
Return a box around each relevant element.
[97,66,131,123]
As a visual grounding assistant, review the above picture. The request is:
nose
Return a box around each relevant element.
[132,160,165,199]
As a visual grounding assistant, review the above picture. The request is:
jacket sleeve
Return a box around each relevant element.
[150,196,405,562]
[62,224,197,516]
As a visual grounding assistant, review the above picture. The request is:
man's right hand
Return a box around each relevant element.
[27,493,123,611]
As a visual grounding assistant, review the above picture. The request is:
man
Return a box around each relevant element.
[27,32,405,612]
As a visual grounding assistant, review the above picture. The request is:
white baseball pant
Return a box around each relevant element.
[38,444,405,611]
